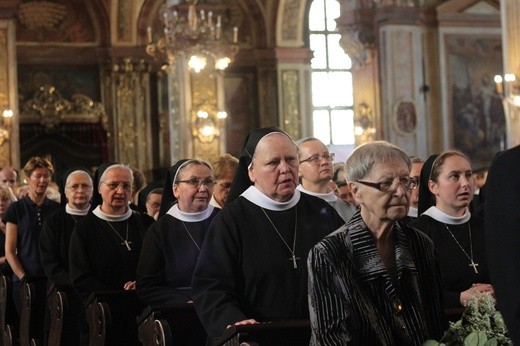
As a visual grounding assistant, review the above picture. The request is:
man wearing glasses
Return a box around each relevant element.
[296,137,356,222]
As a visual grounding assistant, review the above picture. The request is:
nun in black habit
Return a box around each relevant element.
[69,163,154,304]
[136,159,219,307]
[410,151,492,311]
[191,126,344,339]
[40,168,93,287]
[39,168,93,344]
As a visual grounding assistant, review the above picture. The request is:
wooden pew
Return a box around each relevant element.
[19,276,47,346]
[0,274,15,346]
[47,284,83,345]
[85,290,141,346]
[137,304,206,346]
[214,320,311,346]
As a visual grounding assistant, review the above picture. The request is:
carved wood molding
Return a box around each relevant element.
[19,85,108,132]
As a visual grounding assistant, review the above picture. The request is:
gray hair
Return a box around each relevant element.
[98,164,133,189]
[66,170,93,188]
[410,156,424,164]
[345,141,411,183]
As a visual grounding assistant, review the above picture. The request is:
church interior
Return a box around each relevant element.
[0,0,517,181]
[1,1,520,344]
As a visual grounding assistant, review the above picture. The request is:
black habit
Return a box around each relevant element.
[136,206,220,307]
[40,207,87,286]
[410,209,489,309]
[191,188,344,338]
[69,209,152,303]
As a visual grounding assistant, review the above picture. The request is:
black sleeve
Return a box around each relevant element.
[40,213,70,286]
[69,219,111,303]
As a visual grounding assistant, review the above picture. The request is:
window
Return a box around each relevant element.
[309,0,355,147]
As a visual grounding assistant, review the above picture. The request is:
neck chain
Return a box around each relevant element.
[443,223,478,273]
[181,221,202,252]
[105,220,132,251]
[261,207,299,269]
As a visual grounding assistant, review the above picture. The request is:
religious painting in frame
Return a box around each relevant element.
[444,34,505,166]
[393,99,417,135]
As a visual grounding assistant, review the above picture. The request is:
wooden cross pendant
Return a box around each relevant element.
[469,260,479,274]
[122,240,132,251]
[289,254,300,269]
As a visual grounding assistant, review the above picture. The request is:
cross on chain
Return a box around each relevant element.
[469,260,479,274]
[122,240,132,251]
[289,254,300,269]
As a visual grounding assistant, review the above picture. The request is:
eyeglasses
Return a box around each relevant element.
[177,179,215,188]
[67,184,93,191]
[300,153,335,165]
[356,176,418,192]
[103,182,132,191]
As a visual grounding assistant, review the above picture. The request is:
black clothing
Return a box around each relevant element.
[136,208,220,307]
[40,207,86,286]
[410,214,489,309]
[69,212,152,304]
[485,145,520,343]
[191,193,344,338]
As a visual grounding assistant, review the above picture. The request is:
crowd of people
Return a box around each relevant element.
[0,126,517,345]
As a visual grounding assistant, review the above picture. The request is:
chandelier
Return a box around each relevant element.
[18,1,67,31]
[146,0,239,73]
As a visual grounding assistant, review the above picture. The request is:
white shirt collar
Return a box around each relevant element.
[422,206,471,225]
[209,195,223,209]
[166,203,215,222]
[407,206,418,218]
[66,204,90,216]
[296,185,337,203]
[241,186,300,211]
[93,205,133,222]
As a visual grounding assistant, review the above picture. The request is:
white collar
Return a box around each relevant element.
[209,195,223,209]
[93,205,133,222]
[241,186,300,211]
[422,206,471,225]
[166,203,215,222]
[66,204,90,216]
[297,185,337,203]
[407,206,418,218]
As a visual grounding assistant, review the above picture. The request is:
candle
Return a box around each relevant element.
[233,26,238,44]
[494,75,503,95]
[147,26,152,43]
[208,11,213,27]
[216,15,222,39]
[188,4,196,30]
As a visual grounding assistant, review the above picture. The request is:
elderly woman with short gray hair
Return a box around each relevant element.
[307,141,446,345]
